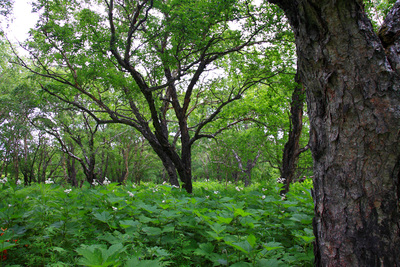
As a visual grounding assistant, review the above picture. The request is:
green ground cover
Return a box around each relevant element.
[0,180,314,266]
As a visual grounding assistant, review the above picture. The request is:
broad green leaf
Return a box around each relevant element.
[142,226,162,236]
[93,211,112,223]
[247,234,257,248]
[210,223,226,234]
[119,220,141,229]
[263,241,284,251]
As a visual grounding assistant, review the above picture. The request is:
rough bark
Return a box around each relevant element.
[268,0,400,266]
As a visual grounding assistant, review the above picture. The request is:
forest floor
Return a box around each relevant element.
[0,179,314,266]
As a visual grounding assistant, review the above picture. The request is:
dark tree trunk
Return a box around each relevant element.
[65,145,78,187]
[268,0,400,266]
[280,71,307,195]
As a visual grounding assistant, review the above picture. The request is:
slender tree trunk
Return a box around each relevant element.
[281,71,306,194]
[269,0,400,265]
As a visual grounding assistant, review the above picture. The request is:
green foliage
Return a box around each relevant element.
[364,0,397,29]
[0,179,314,266]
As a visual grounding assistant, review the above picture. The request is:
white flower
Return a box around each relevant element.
[103,177,111,185]
[235,186,241,192]
[112,206,117,211]
[45,178,54,184]
[162,200,165,203]
[127,191,134,197]
[262,195,266,199]
[8,204,12,207]
[132,184,136,188]
[0,177,7,184]
[26,196,29,199]
[16,179,22,185]
[206,195,210,199]
[214,190,219,194]
[92,179,99,186]
[262,188,267,191]
[162,181,167,185]
[281,194,286,200]
[277,177,286,184]
[173,185,179,189]
[64,189,72,194]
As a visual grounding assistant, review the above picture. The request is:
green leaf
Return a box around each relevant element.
[262,241,284,251]
[210,223,226,234]
[0,242,16,250]
[119,220,140,229]
[233,208,252,217]
[224,240,252,254]
[93,211,112,223]
[247,234,257,248]
[256,259,285,267]
[76,245,105,266]
[230,262,253,267]
[142,226,162,236]
[216,215,233,224]
[195,242,215,256]
[124,258,163,267]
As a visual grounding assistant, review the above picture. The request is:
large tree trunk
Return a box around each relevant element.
[268,0,400,266]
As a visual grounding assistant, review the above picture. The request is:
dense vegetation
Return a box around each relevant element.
[0,179,314,266]
[1,0,399,266]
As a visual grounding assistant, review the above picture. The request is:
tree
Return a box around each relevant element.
[18,0,287,193]
[267,0,400,265]
[280,70,309,195]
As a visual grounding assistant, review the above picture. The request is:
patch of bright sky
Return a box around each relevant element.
[4,0,39,43]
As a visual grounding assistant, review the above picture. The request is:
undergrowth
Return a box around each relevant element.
[0,179,314,266]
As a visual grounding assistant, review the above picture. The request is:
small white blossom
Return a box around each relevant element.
[112,206,117,211]
[127,191,134,197]
[103,177,111,185]
[162,200,165,203]
[92,179,99,186]
[206,195,210,199]
[235,186,241,192]
[132,184,136,188]
[26,196,29,199]
[262,195,266,199]
[45,178,54,184]
[16,179,22,185]
[8,204,12,207]
[277,177,286,184]
[281,194,286,201]
[64,189,72,194]
[262,188,267,191]
[162,181,167,185]
[0,177,7,184]
[214,190,219,194]
[173,185,179,189]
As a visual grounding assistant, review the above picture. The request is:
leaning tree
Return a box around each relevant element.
[267,0,400,265]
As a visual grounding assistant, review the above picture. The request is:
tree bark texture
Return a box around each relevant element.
[268,0,400,266]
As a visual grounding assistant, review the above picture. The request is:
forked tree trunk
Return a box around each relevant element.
[268,0,400,266]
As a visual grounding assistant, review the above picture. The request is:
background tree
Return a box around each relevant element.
[267,0,400,265]
[16,0,290,193]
